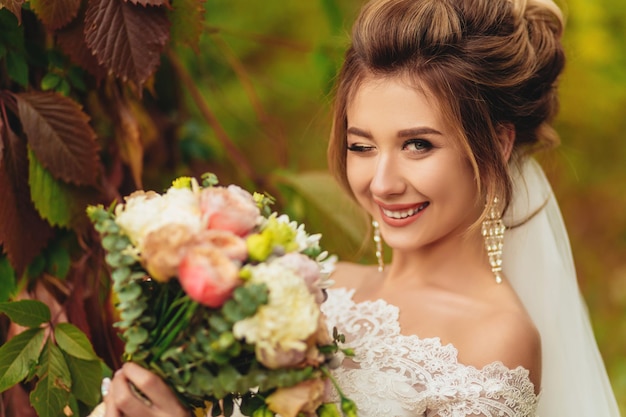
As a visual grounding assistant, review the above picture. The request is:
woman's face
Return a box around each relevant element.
[345,76,483,252]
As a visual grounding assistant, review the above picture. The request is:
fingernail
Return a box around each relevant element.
[101,377,111,397]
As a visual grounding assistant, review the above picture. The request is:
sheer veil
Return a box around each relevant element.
[503,158,620,416]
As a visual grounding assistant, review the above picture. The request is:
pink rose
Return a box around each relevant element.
[200,185,260,236]
[178,245,241,308]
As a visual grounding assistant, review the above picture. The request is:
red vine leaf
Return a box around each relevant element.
[15,91,99,187]
[29,0,81,30]
[84,0,170,87]
[56,6,107,81]
[0,0,24,25]
[126,0,170,6]
[0,127,54,276]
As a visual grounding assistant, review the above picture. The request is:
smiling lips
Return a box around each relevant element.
[378,202,429,226]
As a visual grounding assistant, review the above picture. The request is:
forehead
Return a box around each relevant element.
[346,74,447,133]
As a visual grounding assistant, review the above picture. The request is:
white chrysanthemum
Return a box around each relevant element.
[115,187,203,251]
[272,213,322,252]
[233,261,319,354]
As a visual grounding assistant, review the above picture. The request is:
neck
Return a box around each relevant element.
[384,229,492,290]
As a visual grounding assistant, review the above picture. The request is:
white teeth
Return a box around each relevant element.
[381,203,428,219]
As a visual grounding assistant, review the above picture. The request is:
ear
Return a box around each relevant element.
[496,123,515,163]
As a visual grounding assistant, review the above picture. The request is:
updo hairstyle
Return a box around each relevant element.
[328,0,566,217]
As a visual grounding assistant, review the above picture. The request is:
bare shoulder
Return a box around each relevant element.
[458,307,541,392]
[329,261,379,290]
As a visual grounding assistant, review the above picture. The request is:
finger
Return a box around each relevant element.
[121,363,172,408]
[109,369,153,417]
[103,378,121,417]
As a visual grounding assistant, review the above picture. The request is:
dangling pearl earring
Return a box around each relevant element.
[372,220,384,272]
[481,197,505,284]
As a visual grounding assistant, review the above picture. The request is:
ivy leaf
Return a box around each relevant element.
[55,7,107,81]
[0,0,25,25]
[84,0,170,87]
[0,328,46,392]
[55,322,98,361]
[63,353,102,406]
[0,125,54,276]
[28,150,80,228]
[168,0,205,51]
[30,0,81,30]
[30,341,72,417]
[0,300,51,327]
[0,257,16,302]
[15,91,99,187]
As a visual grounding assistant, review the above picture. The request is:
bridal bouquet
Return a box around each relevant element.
[87,174,356,417]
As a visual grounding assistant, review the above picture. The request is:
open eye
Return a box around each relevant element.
[403,139,433,152]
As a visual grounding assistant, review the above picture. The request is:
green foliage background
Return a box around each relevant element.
[182,0,626,412]
[0,0,624,414]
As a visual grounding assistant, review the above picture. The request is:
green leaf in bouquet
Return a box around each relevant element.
[55,323,98,361]
[116,281,143,303]
[0,299,51,328]
[208,315,231,333]
[95,219,121,235]
[123,325,149,347]
[102,234,132,252]
[63,352,102,406]
[222,394,235,417]
[212,332,236,353]
[30,341,72,417]
[105,252,136,269]
[239,392,266,417]
[111,266,132,282]
[222,299,249,323]
[119,300,148,323]
[0,328,45,392]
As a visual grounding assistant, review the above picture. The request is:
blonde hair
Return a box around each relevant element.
[328,0,565,217]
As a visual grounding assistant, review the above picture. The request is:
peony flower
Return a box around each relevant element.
[178,245,241,308]
[232,261,319,369]
[200,185,260,236]
[141,224,197,282]
[274,253,325,304]
[115,187,203,252]
[266,378,326,417]
[195,229,248,262]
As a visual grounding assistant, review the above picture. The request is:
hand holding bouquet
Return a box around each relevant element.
[87,174,355,417]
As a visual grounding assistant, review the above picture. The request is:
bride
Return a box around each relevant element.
[322,0,621,415]
[100,0,620,416]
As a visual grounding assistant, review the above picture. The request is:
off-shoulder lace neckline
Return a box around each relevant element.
[328,286,534,375]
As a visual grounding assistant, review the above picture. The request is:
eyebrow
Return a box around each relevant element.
[347,126,443,139]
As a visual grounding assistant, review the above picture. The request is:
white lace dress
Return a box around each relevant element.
[322,288,538,417]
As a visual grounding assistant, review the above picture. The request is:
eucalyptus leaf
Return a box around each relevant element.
[0,300,51,327]
[0,328,45,392]
[55,323,98,361]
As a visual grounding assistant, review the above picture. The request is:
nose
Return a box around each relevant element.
[369,154,406,197]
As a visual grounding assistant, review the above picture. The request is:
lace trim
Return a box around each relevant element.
[323,288,538,417]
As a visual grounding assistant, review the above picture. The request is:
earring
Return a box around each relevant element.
[481,197,505,284]
[372,220,384,272]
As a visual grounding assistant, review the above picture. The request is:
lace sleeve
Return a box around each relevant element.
[424,362,537,417]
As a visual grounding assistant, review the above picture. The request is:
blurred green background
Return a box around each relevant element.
[168,0,626,412]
